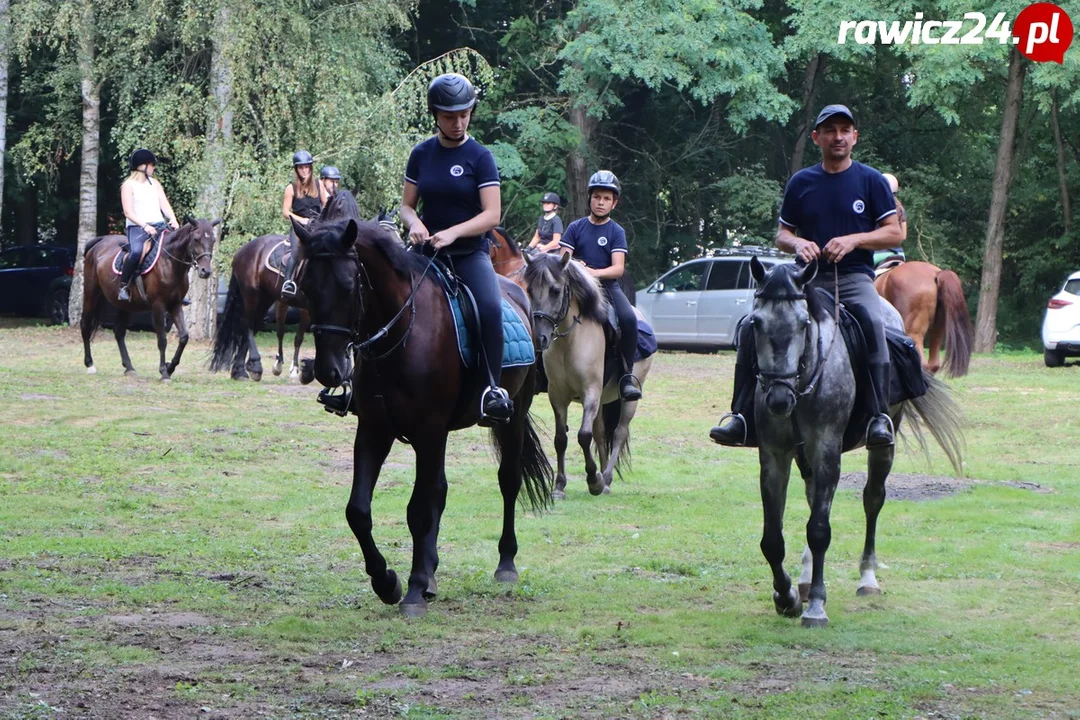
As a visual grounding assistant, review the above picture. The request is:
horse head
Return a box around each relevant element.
[294,216,359,388]
[748,256,818,418]
[179,216,222,279]
[522,252,608,352]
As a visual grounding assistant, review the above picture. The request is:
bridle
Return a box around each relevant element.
[531,280,580,341]
[160,227,213,268]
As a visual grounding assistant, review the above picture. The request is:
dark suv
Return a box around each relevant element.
[0,245,76,324]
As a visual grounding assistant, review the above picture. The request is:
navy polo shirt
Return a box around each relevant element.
[536,214,564,243]
[560,217,628,286]
[405,136,500,253]
[779,161,896,277]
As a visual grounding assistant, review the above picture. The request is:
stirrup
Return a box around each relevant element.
[619,373,642,400]
[710,412,748,446]
[281,279,298,297]
[118,285,131,301]
[479,385,513,426]
[865,413,895,447]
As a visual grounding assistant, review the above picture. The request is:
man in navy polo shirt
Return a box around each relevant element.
[710,104,903,448]
[560,170,641,401]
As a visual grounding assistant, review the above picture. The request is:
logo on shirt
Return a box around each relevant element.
[450,165,464,177]
[852,199,866,214]
[597,236,608,247]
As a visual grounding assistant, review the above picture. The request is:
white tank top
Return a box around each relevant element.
[126,178,165,226]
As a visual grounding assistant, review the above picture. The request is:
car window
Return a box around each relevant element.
[26,248,58,268]
[1064,279,1080,296]
[656,263,707,293]
[736,261,776,289]
[0,249,25,270]
[705,260,741,290]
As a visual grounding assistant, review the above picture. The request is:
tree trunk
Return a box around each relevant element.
[0,0,10,229]
[974,47,1026,353]
[190,0,235,340]
[789,53,824,177]
[68,0,99,328]
[1051,92,1071,237]
[565,100,596,222]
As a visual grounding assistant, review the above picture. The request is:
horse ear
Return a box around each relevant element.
[522,251,532,266]
[797,258,818,285]
[343,219,358,248]
[559,252,571,268]
[184,215,196,226]
[292,218,313,247]
[750,255,766,283]
[211,217,222,227]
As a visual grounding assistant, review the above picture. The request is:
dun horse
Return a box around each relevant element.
[875,261,973,377]
[81,217,220,380]
[293,204,552,618]
[743,258,963,627]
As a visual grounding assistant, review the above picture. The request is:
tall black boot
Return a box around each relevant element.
[709,360,757,447]
[866,362,894,447]
[118,252,140,301]
[281,250,299,298]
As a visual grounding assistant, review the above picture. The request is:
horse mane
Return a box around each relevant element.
[522,253,609,325]
[493,227,521,255]
[319,189,361,224]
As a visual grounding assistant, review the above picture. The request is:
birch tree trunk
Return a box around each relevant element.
[0,0,11,230]
[1050,92,1071,237]
[68,0,100,328]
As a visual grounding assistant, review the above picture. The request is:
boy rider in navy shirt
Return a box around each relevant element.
[559,170,642,401]
[710,104,903,448]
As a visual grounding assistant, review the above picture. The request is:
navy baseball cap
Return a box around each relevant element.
[815,104,856,128]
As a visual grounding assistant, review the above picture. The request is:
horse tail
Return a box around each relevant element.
[209,273,246,372]
[602,399,630,477]
[490,412,554,514]
[935,270,974,377]
[901,372,966,476]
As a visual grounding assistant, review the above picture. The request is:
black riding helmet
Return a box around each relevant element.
[427,73,478,114]
[587,170,621,198]
[541,192,561,205]
[293,150,314,166]
[130,148,158,170]
[320,166,341,180]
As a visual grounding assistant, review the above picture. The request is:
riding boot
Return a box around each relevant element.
[866,362,895,447]
[118,252,139,302]
[709,360,757,447]
[281,250,299,298]
[619,358,642,401]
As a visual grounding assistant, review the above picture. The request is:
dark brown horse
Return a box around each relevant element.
[294,204,552,618]
[874,261,973,377]
[81,218,220,380]
[489,226,637,305]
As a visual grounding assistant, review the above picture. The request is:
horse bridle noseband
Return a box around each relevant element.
[531,282,580,341]
[159,227,213,268]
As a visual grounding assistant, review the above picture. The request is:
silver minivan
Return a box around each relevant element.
[636,250,794,350]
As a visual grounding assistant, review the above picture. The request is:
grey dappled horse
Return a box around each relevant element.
[747,257,963,627]
[523,252,653,497]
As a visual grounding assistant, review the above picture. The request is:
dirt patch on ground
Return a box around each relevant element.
[839,472,1055,501]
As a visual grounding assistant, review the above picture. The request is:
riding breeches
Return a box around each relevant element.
[809,271,889,365]
[452,247,504,385]
[604,281,638,371]
[122,223,162,284]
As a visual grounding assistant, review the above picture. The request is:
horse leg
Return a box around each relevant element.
[549,394,570,499]
[802,447,842,628]
[82,281,98,374]
[421,464,448,600]
[926,311,946,375]
[794,447,814,602]
[152,306,171,381]
[601,399,638,489]
[578,390,605,495]
[491,405,529,584]
[165,305,188,378]
[858,443,894,596]
[343,421,401,606]
[244,300,265,380]
[113,311,136,376]
[290,311,309,379]
[400,433,446,617]
[272,303,286,376]
[759,447,801,617]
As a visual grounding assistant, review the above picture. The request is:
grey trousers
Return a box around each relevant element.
[809,271,889,364]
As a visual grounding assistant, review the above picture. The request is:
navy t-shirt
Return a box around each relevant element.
[560,217,628,286]
[778,161,896,277]
[536,214,564,243]
[405,136,500,253]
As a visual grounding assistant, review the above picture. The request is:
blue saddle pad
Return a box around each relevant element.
[636,319,657,361]
[448,294,535,369]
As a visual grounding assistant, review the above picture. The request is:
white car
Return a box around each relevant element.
[1041,270,1080,367]
[636,249,794,350]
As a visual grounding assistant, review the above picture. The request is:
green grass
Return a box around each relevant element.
[1,322,1079,718]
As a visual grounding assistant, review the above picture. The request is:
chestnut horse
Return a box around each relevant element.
[81,218,220,380]
[874,261,973,377]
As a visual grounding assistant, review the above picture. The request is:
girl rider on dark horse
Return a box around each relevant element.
[281,150,329,298]
[400,73,513,426]
[118,149,181,301]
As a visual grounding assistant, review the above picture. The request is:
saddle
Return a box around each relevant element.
[809,287,927,451]
[599,299,658,387]
[111,231,165,277]
[873,254,906,277]
[265,240,305,278]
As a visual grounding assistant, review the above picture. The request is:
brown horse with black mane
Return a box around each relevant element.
[81,217,220,380]
[874,260,974,377]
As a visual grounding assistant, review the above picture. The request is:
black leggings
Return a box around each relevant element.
[122,223,163,283]
[604,282,638,371]
[452,247,504,386]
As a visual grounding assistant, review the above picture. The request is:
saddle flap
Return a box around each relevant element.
[112,231,165,277]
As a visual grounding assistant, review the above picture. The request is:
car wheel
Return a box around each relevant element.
[1044,348,1065,368]
[48,288,70,326]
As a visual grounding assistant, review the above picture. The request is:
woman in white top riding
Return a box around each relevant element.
[118,148,180,301]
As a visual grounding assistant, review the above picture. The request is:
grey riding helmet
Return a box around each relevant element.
[292,150,314,166]
[587,170,621,197]
[320,166,341,180]
[427,73,478,114]
[541,192,561,205]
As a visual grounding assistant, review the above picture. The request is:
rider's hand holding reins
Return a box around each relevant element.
[143,224,159,237]
[822,234,859,263]
[408,221,430,245]
[794,238,821,264]
[429,228,459,250]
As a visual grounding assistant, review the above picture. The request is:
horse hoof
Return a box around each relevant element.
[423,576,438,600]
[601,485,611,495]
[86,366,96,375]
[801,613,829,628]
[494,568,519,584]
[249,371,262,382]
[798,583,811,603]
[856,585,882,596]
[399,602,428,619]
[551,488,566,500]
[160,377,170,383]
[773,589,802,618]
[272,362,283,377]
[124,369,137,377]
[231,373,249,381]
[377,571,403,606]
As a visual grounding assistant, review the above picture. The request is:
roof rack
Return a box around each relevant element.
[707,245,792,258]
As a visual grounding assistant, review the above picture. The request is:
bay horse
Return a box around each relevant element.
[489,226,637,305]
[522,252,653,497]
[744,258,963,627]
[293,206,552,618]
[81,217,220,380]
[210,192,359,380]
[874,261,973,377]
